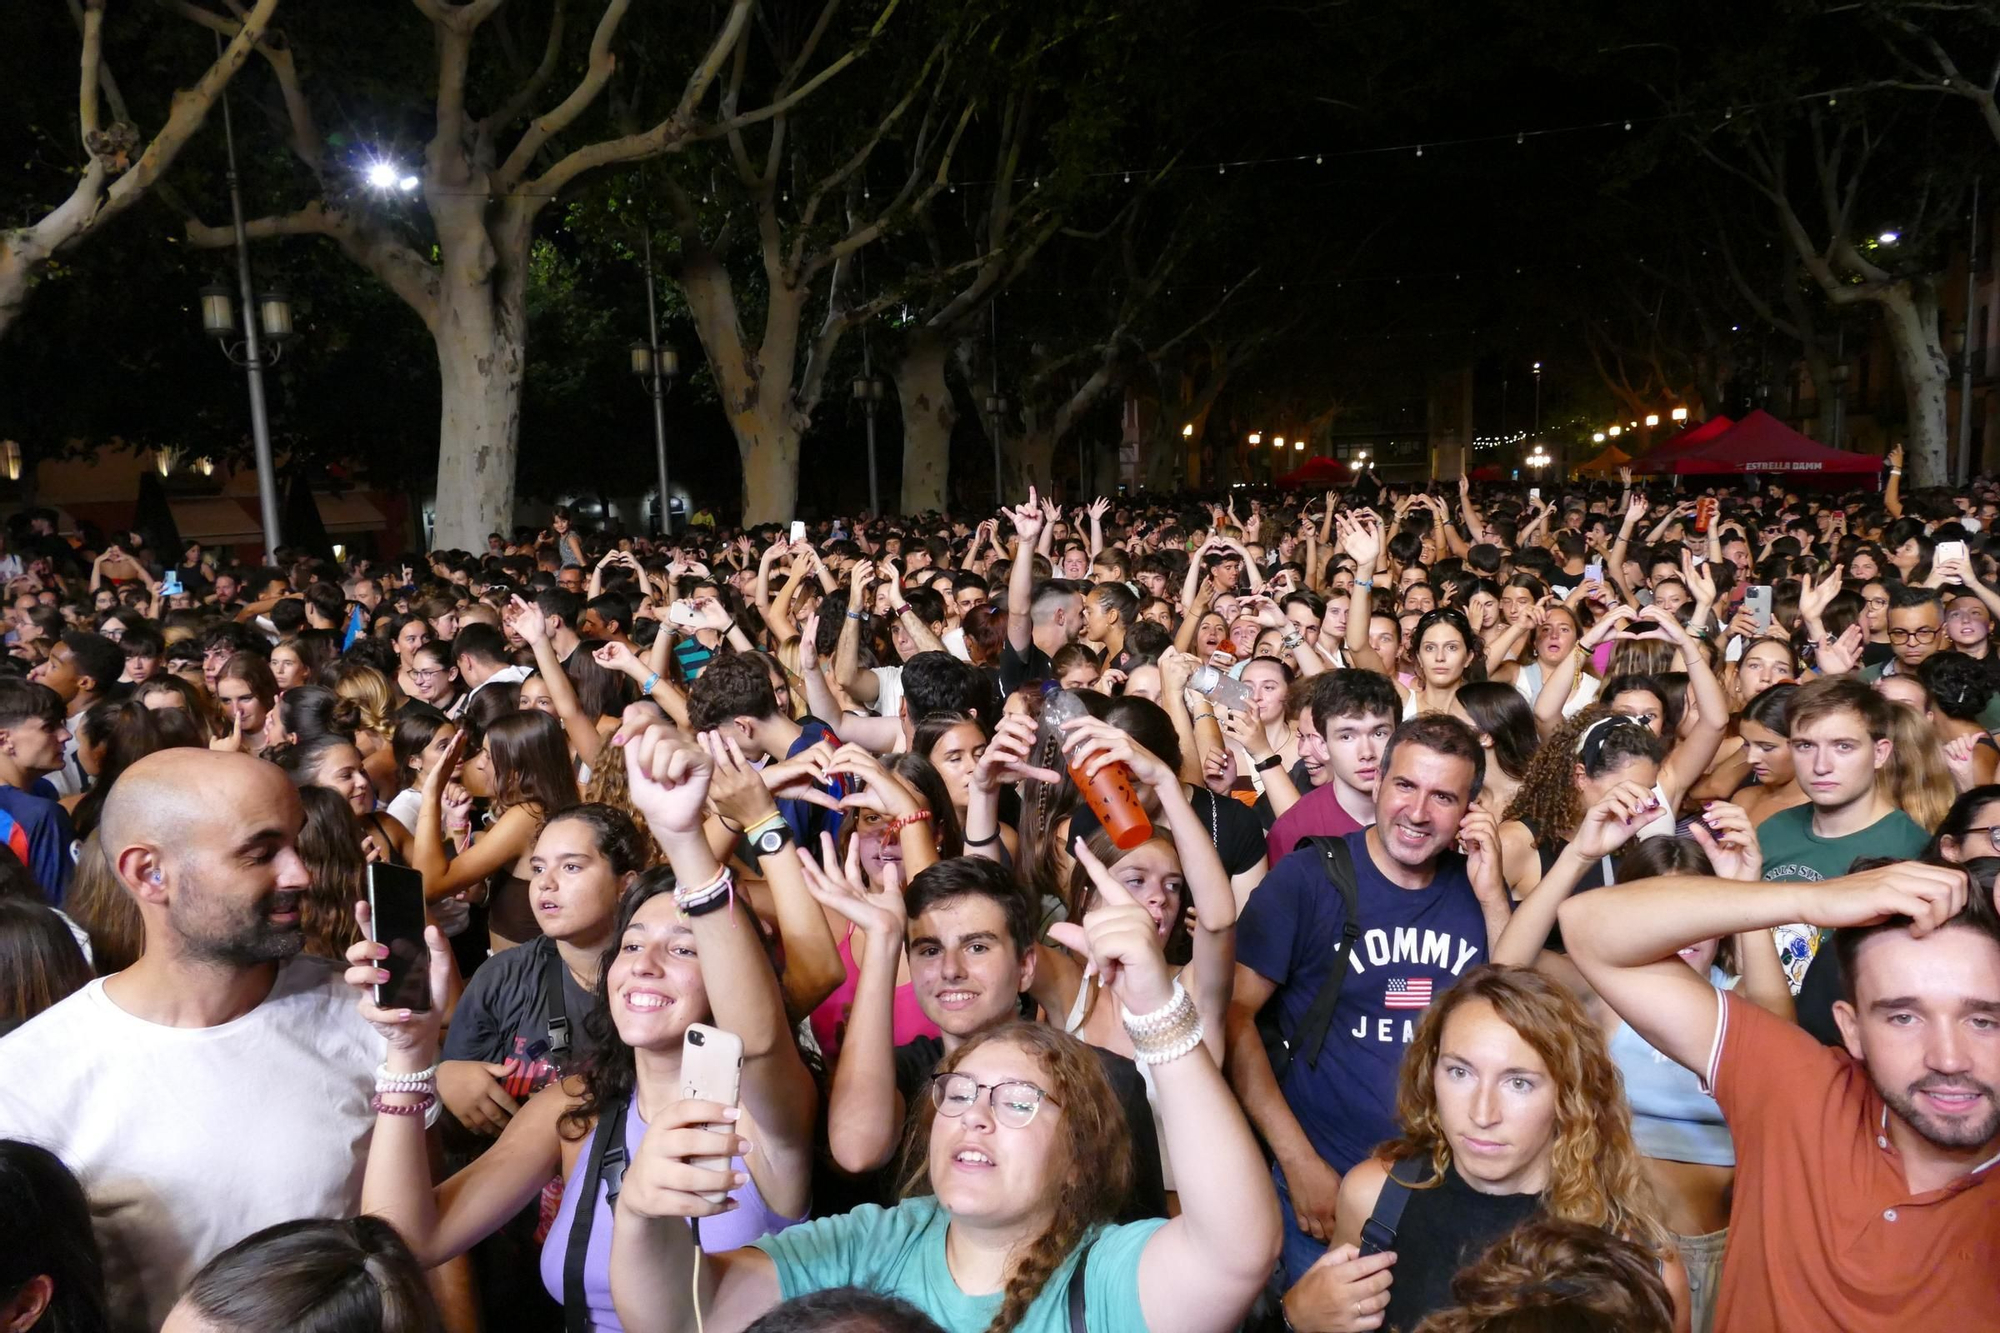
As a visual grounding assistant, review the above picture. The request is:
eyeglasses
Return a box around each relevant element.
[1887,627,1940,643]
[411,668,450,682]
[1958,825,2000,853]
[929,1073,1056,1128]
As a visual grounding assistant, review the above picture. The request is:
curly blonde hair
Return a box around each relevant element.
[900,1022,1132,1333]
[1385,964,1672,1255]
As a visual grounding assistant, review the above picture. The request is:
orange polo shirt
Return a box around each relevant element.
[1703,990,2000,1331]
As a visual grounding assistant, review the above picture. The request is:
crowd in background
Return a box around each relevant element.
[0,461,1994,1333]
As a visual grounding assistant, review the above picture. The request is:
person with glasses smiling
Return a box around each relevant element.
[610,836,1280,1333]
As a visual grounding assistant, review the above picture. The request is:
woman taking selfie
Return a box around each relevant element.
[605,824,1281,1333]
[346,728,816,1333]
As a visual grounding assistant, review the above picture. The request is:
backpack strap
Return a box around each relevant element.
[562,1097,630,1333]
[539,942,573,1068]
[1066,1238,1098,1333]
[1357,1158,1428,1257]
[1291,836,1364,1070]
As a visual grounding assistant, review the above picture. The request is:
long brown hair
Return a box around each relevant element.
[61,834,141,975]
[0,897,92,1034]
[482,710,581,818]
[1387,964,1671,1253]
[295,787,367,961]
[902,1022,1132,1333]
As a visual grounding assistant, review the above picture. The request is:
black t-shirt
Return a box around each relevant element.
[892,1033,1169,1221]
[1070,785,1266,878]
[441,935,599,1099]
[1794,942,1846,1048]
[998,639,1054,695]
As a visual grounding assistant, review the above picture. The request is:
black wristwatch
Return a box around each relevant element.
[747,821,795,863]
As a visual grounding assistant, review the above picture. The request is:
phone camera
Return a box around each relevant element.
[688,1029,706,1046]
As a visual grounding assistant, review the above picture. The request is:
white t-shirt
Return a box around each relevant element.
[870,665,906,720]
[0,956,382,1330]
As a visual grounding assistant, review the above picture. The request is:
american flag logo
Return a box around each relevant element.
[1384,978,1433,1010]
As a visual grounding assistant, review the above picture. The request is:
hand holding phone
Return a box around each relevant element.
[681,1024,744,1203]
[789,520,807,544]
[367,863,432,1013]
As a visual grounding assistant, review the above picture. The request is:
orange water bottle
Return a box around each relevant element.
[1043,688,1152,850]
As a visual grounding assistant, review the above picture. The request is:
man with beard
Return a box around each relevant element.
[0,749,380,1330]
[1226,713,1514,1282]
[1563,857,2000,1331]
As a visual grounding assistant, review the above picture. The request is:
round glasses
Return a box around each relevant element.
[1887,627,1940,643]
[929,1073,1055,1128]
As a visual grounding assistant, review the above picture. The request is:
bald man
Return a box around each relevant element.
[0,749,382,1331]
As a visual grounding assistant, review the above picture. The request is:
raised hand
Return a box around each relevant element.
[343,902,454,1053]
[796,831,907,939]
[700,731,783,829]
[622,724,713,837]
[1045,838,1175,1011]
[1566,780,1657,860]
[508,594,550,644]
[970,712,1061,792]
[1060,715,1177,791]
[1813,622,1866,676]
[1085,497,1111,522]
[617,1099,751,1221]
[1006,487,1045,542]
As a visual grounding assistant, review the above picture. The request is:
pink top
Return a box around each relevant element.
[807,924,940,1061]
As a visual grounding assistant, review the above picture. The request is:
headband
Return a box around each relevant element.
[1575,714,1643,770]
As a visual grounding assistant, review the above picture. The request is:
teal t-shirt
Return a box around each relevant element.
[1758,805,1928,989]
[752,1197,1165,1333]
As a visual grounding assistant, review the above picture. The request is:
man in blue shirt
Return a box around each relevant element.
[686,652,842,846]
[0,678,77,903]
[1226,713,1513,1282]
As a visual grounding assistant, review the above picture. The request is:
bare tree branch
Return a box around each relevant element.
[482,0,567,135]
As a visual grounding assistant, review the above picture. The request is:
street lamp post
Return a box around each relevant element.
[852,371,885,516]
[201,56,288,557]
[1532,361,1542,436]
[985,393,1008,502]
[631,228,680,535]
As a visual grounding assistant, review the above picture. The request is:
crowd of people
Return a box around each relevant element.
[0,468,1994,1333]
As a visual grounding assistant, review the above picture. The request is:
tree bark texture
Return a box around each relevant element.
[894,330,956,513]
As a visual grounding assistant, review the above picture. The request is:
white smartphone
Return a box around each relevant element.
[681,1024,744,1203]
[790,520,807,544]
[1744,584,1773,632]
[1584,559,1604,584]
[1936,539,1967,571]
[1529,487,1541,503]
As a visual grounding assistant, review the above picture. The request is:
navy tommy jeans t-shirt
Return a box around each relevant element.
[1236,828,1490,1176]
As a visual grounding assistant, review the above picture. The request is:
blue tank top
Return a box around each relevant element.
[1609,967,1735,1167]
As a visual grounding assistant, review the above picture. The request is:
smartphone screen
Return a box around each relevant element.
[1529,487,1541,503]
[790,521,806,544]
[367,863,431,1012]
[1584,560,1604,584]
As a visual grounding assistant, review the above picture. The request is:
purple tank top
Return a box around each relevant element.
[538,1095,804,1330]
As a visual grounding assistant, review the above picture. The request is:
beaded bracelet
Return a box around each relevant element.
[883,810,934,838]
[675,867,736,918]
[375,1062,439,1093]
[1120,984,1205,1066]
[370,1091,437,1118]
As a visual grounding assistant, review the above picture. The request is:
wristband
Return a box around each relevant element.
[846,610,869,621]
[744,812,788,840]
[375,1062,439,1093]
[370,1091,438,1118]
[884,810,934,838]
[963,829,1001,848]
[890,602,910,616]
[640,672,660,695]
[1353,578,1374,589]
[1255,753,1284,772]
[675,867,736,918]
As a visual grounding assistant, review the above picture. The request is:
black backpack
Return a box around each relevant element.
[1256,835,1363,1084]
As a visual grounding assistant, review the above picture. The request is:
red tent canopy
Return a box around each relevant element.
[1652,410,1881,477]
[1467,464,1506,482]
[1276,455,1351,489]
[1628,415,1734,473]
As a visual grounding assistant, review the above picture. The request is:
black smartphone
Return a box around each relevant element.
[367,863,431,1012]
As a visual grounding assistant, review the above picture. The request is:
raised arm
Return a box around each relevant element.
[1086,496,1108,558]
[510,596,606,765]
[834,560,883,707]
[1607,491,1649,602]
[1051,845,1281,1333]
[1005,492,1045,655]
[1884,443,1904,518]
[625,728,818,1214]
[802,838,910,1173]
[1491,785,1649,966]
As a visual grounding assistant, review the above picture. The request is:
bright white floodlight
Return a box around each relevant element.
[366,162,399,189]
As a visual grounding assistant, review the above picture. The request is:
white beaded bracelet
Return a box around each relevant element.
[375,1062,439,1093]
[1121,981,1190,1037]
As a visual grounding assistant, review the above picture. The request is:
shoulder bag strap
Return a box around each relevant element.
[1357,1158,1425,1256]
[562,1097,629,1333]
[1293,836,1364,1069]
[539,942,573,1068]
[1066,1238,1098,1333]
